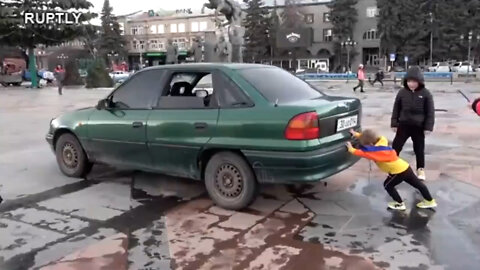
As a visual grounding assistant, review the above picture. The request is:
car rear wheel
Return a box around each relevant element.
[204,152,257,210]
[55,133,92,178]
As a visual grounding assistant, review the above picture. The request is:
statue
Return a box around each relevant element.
[215,36,231,63]
[166,39,178,64]
[190,36,204,62]
[202,0,243,63]
[202,0,242,27]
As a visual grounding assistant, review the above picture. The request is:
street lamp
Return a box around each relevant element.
[341,38,357,73]
[57,53,69,68]
[460,31,478,75]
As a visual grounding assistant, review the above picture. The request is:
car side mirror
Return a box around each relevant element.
[96,98,111,110]
[195,89,208,98]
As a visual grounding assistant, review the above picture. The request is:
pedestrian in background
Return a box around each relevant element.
[371,69,384,87]
[391,66,435,180]
[353,64,366,93]
[54,64,65,95]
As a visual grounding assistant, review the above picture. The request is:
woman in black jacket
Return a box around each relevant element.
[391,66,435,181]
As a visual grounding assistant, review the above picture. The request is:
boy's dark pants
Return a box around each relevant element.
[371,78,384,86]
[384,166,433,203]
[392,124,425,169]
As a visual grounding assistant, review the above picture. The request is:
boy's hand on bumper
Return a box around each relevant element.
[345,141,353,149]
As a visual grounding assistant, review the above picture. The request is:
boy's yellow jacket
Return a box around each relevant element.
[348,132,409,175]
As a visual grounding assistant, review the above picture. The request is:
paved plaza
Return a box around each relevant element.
[1,81,480,270]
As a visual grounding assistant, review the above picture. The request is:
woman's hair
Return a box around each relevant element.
[359,129,379,146]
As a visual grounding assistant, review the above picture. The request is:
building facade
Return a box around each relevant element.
[119,0,381,72]
[263,0,380,72]
[118,10,218,68]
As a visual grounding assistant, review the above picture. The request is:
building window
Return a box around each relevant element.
[323,29,333,42]
[323,13,330,22]
[170,23,177,33]
[158,24,165,34]
[139,40,145,50]
[199,21,208,31]
[173,38,187,49]
[191,22,199,32]
[363,29,379,40]
[131,26,139,35]
[150,25,157,34]
[178,23,186,33]
[304,14,314,24]
[119,23,124,35]
[150,40,158,49]
[132,40,138,49]
[366,7,378,18]
[159,42,165,50]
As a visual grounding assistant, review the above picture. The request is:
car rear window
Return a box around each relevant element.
[239,67,323,104]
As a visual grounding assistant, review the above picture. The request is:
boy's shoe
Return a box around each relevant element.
[417,199,437,209]
[417,168,426,181]
[388,202,406,210]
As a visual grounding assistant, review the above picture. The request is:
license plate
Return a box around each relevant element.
[336,115,358,132]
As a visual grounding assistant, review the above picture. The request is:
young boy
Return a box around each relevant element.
[391,66,435,180]
[346,129,437,210]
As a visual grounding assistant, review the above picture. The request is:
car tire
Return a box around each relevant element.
[204,152,257,210]
[55,133,92,178]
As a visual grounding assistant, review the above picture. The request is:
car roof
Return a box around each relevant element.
[140,63,276,72]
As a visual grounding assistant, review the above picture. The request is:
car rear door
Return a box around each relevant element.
[86,69,166,170]
[146,69,220,179]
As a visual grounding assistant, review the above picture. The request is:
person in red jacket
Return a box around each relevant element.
[353,64,366,93]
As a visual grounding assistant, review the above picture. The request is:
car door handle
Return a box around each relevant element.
[194,122,208,129]
[132,121,144,128]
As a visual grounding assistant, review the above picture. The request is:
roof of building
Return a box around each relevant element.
[120,0,333,22]
[263,0,332,7]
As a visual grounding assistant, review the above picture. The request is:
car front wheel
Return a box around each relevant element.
[55,133,92,178]
[204,152,257,210]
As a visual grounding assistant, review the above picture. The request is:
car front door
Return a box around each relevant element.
[86,69,166,170]
[146,70,219,179]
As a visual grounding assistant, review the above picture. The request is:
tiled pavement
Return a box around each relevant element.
[1,84,480,270]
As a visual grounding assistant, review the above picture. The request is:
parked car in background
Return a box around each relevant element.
[429,62,451,72]
[452,62,463,72]
[428,62,441,72]
[0,58,25,87]
[46,63,362,210]
[109,70,131,83]
[457,64,475,73]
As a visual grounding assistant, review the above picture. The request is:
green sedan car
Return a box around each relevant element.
[46,63,361,210]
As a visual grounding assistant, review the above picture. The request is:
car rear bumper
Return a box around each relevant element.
[242,143,360,184]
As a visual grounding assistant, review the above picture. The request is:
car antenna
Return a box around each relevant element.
[274,98,279,107]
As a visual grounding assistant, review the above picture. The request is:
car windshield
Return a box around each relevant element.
[454,63,461,66]
[239,67,324,104]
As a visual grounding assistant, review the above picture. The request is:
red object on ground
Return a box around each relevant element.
[473,98,480,115]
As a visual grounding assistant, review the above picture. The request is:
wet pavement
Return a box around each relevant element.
[1,82,480,270]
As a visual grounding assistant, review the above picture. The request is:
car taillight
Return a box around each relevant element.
[285,112,320,140]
